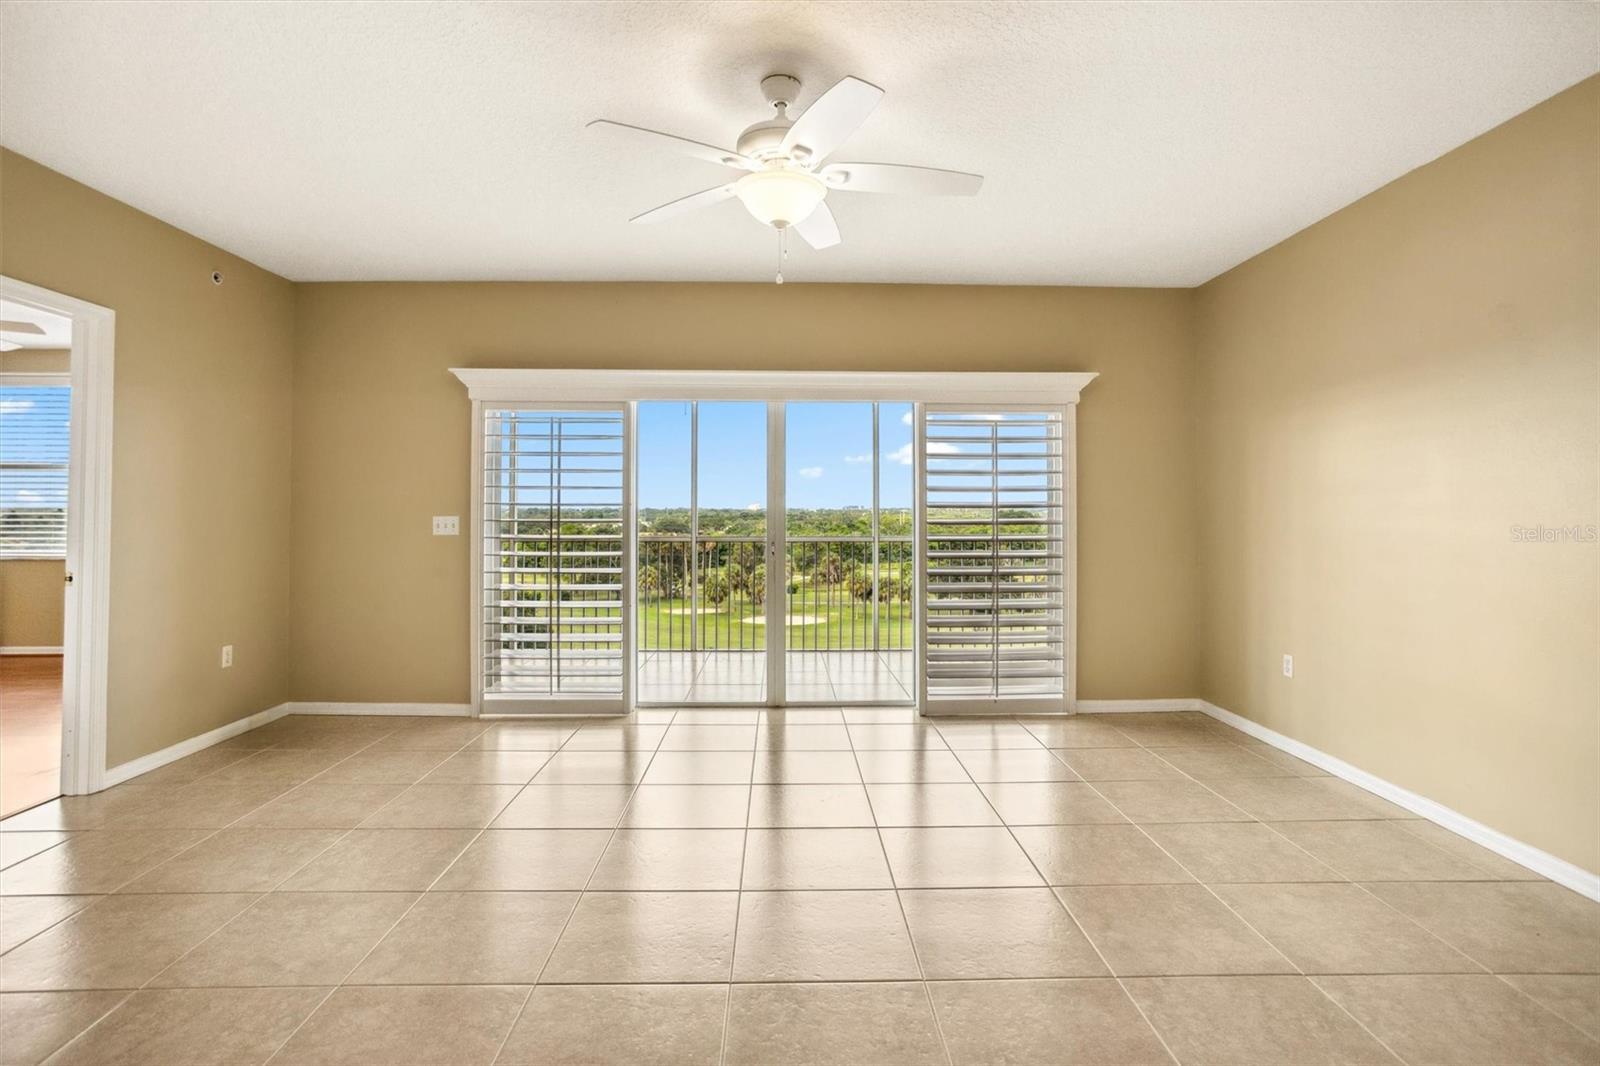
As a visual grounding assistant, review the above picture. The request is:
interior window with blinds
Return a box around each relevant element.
[922,408,1065,707]
[0,381,70,559]
[482,407,626,704]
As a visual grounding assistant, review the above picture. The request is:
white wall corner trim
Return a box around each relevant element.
[0,646,65,655]
[284,701,473,717]
[1194,699,1600,903]
[102,702,293,788]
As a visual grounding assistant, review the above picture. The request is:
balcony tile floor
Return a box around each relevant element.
[1,709,1596,1065]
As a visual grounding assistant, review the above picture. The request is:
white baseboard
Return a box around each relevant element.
[1077,698,1204,714]
[99,701,468,789]
[103,701,292,788]
[0,646,63,655]
[284,701,472,717]
[1195,699,1600,903]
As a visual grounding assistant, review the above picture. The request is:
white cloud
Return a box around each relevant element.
[746,503,762,511]
[16,490,43,502]
[0,399,35,414]
[900,411,913,425]
[798,466,824,479]
[889,441,961,465]
[843,453,872,464]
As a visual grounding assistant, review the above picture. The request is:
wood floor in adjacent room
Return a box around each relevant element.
[0,655,62,819]
[0,708,1596,1065]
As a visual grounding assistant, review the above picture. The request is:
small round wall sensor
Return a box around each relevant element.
[210,271,224,285]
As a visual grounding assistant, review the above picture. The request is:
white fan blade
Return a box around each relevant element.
[629,184,738,224]
[587,120,756,170]
[792,201,841,249]
[0,320,46,335]
[781,76,884,164]
[819,162,983,196]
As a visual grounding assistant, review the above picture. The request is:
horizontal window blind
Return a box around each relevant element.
[0,384,70,558]
[482,407,625,700]
[922,409,1064,703]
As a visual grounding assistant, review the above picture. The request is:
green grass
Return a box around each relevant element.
[636,592,913,651]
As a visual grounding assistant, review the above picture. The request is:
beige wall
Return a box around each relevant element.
[1,559,64,648]
[1,348,69,648]
[4,76,1595,875]
[290,283,1200,703]
[0,150,297,767]
[1195,77,1599,871]
[0,347,70,373]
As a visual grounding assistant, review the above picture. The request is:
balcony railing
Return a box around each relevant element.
[638,534,914,653]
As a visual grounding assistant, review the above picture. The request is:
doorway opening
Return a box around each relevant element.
[458,369,1090,716]
[0,276,115,802]
[0,302,72,815]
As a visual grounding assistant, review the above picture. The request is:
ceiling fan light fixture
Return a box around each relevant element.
[735,168,826,229]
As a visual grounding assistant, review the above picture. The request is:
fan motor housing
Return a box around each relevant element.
[736,118,794,159]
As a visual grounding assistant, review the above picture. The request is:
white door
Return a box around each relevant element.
[475,403,633,714]
[919,406,1069,714]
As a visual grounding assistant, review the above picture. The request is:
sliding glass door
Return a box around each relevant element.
[631,400,916,706]
[635,401,769,704]
[783,402,915,704]
[460,372,1085,716]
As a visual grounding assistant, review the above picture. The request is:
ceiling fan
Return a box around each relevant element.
[588,74,983,279]
[0,320,44,353]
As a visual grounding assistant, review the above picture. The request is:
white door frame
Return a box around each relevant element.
[451,369,1095,715]
[1,275,115,794]
[765,400,785,707]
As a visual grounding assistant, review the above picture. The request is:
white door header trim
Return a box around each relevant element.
[450,369,1097,405]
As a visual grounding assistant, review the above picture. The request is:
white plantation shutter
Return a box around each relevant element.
[920,407,1067,711]
[480,405,630,712]
[0,381,70,559]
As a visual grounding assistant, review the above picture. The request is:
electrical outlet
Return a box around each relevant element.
[221,644,234,669]
[432,515,460,536]
[1282,654,1293,678]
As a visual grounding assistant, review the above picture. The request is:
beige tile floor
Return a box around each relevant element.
[1,708,1597,1065]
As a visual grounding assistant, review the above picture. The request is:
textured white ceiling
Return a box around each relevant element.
[1,1,1595,286]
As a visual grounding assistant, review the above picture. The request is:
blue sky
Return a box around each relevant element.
[637,401,914,510]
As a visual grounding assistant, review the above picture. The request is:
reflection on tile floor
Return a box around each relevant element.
[1,708,1596,1065]
[637,651,915,704]
[0,655,63,818]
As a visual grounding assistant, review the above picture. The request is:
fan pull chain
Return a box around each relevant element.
[775,227,786,285]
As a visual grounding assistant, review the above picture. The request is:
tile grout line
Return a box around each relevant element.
[256,715,575,1066]
[23,721,421,1061]
[848,714,955,1066]
[944,715,1182,1066]
[1129,733,1598,1043]
[1071,720,1412,1066]
[715,717,756,1066]
[497,707,679,1064]
[0,724,414,962]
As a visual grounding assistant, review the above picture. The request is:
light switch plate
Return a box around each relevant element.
[432,515,460,536]
[221,644,234,669]
[1282,654,1293,678]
